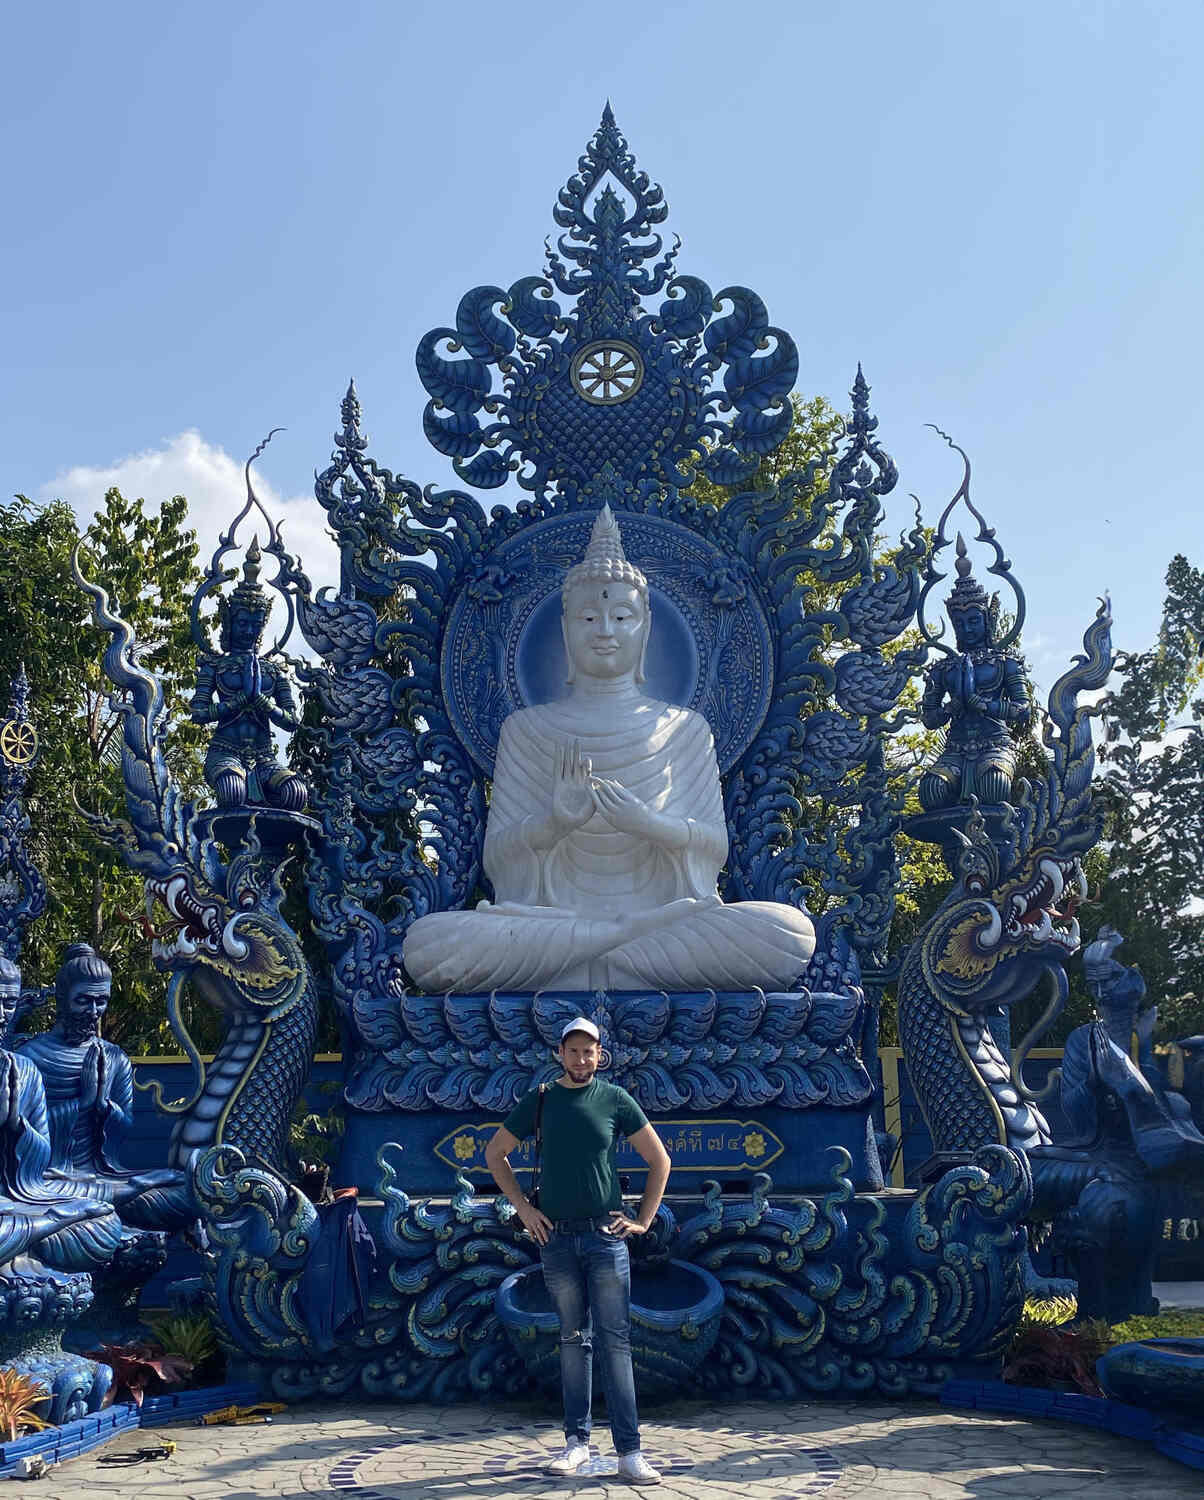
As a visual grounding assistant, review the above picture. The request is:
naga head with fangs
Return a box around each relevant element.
[923,805,1088,1013]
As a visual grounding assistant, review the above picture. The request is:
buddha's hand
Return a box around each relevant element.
[591,779,687,850]
[551,741,595,834]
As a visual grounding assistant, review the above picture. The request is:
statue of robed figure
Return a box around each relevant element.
[403,506,816,993]
[17,946,192,1232]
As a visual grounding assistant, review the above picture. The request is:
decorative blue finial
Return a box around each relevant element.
[0,665,46,963]
[915,426,1026,656]
[416,110,799,498]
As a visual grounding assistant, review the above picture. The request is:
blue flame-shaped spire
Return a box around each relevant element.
[416,107,799,499]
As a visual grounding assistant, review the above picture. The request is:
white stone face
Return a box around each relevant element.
[402,510,815,993]
[562,579,647,683]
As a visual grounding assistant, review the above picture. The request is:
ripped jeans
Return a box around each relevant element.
[540,1221,640,1455]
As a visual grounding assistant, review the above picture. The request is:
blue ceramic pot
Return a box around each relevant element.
[496,1258,724,1399]
[1096,1338,1204,1427]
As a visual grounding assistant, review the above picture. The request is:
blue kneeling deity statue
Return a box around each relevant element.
[17,945,192,1232]
[402,507,817,994]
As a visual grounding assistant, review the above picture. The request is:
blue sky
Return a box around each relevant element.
[4,2,1202,693]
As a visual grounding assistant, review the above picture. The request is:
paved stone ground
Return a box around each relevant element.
[19,1398,1200,1499]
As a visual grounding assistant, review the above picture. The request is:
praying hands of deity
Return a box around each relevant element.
[0,1053,25,1139]
[78,1039,109,1116]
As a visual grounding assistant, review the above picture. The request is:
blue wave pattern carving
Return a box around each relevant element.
[189,1142,1029,1402]
[677,1145,1030,1397]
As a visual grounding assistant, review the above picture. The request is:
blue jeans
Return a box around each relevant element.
[540,1220,640,1456]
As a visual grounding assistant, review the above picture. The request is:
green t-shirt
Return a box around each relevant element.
[503,1078,649,1221]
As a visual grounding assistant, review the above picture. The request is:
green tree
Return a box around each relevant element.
[0,489,203,1050]
[1084,554,1204,1040]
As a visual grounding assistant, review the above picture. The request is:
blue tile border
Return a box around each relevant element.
[139,1380,260,1426]
[0,1403,140,1476]
[0,1380,262,1475]
[940,1379,1204,1472]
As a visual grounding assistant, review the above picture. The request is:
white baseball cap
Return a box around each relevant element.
[560,1016,601,1043]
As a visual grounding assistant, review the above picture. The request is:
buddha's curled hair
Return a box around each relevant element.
[562,505,649,601]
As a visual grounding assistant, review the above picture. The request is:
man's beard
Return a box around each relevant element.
[61,1015,101,1045]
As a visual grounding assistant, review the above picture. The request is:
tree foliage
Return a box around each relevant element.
[0,490,202,1049]
[1085,553,1204,1040]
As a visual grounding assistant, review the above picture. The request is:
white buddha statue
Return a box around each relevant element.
[402,506,816,993]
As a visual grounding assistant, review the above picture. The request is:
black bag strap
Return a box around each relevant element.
[529,1083,547,1203]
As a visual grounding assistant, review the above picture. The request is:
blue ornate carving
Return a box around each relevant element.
[0,1267,112,1424]
[71,552,319,1176]
[188,1141,1029,1402]
[298,375,919,1081]
[899,593,1113,1157]
[72,107,1051,1407]
[417,106,796,497]
[0,667,46,964]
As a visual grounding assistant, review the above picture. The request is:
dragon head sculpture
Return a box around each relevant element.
[142,829,305,1023]
[924,807,1087,1013]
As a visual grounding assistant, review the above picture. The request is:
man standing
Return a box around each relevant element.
[486,1017,671,1484]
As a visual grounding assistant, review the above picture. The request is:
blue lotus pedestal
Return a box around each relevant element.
[0,1263,113,1424]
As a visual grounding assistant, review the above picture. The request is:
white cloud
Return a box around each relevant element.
[38,431,340,597]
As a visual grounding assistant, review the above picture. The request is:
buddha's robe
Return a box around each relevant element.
[17,1033,192,1231]
[403,698,815,993]
[0,1050,123,1270]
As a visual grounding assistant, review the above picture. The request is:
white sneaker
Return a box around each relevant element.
[544,1441,591,1475]
[618,1451,662,1484]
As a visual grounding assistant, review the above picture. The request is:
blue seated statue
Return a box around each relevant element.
[17,945,192,1232]
[0,956,124,1270]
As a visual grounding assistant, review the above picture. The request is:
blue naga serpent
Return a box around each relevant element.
[72,554,318,1172]
[897,599,1113,1155]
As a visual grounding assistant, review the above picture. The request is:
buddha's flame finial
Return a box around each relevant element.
[584,504,626,566]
